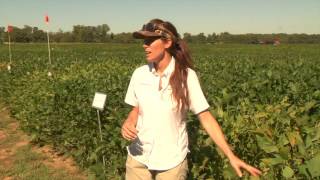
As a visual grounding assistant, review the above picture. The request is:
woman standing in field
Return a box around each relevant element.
[121,18,261,179]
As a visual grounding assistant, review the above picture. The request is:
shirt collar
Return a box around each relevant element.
[148,56,176,77]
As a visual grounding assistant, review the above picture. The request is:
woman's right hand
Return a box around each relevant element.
[121,106,139,141]
[121,118,138,141]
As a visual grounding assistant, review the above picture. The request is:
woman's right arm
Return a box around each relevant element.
[121,106,139,141]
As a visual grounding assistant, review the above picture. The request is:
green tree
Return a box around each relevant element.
[0,27,5,44]
[32,27,46,42]
[112,32,136,43]
[97,24,110,42]
[196,33,207,43]
[207,33,217,43]
[183,32,192,43]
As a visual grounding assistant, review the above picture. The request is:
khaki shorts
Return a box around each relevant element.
[125,155,188,180]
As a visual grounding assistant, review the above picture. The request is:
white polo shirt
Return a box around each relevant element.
[125,56,209,171]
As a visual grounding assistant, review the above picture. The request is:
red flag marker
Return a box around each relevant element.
[7,25,13,33]
[45,15,49,24]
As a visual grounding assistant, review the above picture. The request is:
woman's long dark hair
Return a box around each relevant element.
[149,19,193,112]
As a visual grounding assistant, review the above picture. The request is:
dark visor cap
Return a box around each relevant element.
[132,31,162,39]
[133,23,169,39]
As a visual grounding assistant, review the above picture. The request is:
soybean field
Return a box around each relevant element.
[0,43,319,179]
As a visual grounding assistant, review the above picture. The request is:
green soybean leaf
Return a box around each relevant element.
[306,154,320,178]
[282,166,294,178]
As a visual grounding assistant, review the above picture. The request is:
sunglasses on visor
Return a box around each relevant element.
[141,23,171,39]
[142,23,159,32]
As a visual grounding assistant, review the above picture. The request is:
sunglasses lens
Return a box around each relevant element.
[144,38,158,45]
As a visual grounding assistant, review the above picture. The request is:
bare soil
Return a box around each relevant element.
[0,103,87,180]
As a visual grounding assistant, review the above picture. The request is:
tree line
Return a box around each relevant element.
[1,24,320,44]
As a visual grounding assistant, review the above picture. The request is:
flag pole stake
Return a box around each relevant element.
[7,29,12,72]
[46,15,52,77]
[47,29,51,66]
[8,32,12,64]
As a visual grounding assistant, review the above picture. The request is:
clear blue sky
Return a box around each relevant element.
[1,0,319,35]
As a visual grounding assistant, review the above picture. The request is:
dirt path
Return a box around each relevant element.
[0,103,88,180]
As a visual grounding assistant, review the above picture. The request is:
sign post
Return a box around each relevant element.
[92,92,107,167]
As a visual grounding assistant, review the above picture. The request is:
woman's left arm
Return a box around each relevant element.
[197,110,262,177]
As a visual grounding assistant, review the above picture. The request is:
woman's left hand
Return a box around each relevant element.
[228,155,262,177]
